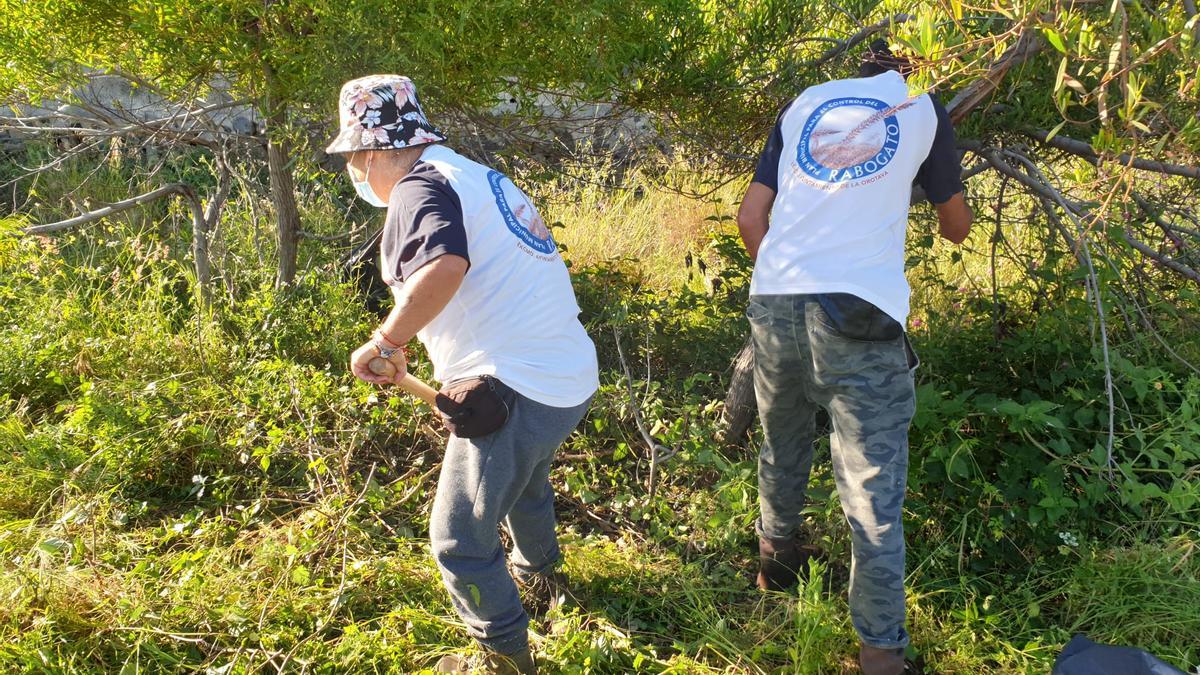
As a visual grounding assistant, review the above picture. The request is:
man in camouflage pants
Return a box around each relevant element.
[736,43,973,674]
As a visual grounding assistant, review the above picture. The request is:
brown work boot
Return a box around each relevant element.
[859,644,919,675]
[435,647,537,674]
[515,570,577,619]
[756,533,819,591]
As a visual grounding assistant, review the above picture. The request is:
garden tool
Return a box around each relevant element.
[368,356,439,405]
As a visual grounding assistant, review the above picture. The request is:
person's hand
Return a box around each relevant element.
[350,339,407,386]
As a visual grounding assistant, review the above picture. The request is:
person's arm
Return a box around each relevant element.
[351,168,469,385]
[379,255,468,344]
[737,182,776,262]
[738,102,789,261]
[351,256,468,385]
[916,95,973,245]
[934,192,972,244]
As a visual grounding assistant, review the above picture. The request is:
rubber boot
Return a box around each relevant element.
[756,534,816,591]
[858,644,910,675]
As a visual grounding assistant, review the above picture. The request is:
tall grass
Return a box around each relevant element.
[535,169,744,289]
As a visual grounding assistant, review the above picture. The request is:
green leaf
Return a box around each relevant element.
[39,537,69,554]
[291,565,310,585]
[1048,438,1072,456]
[1043,120,1068,143]
[1054,57,1068,93]
[1044,29,1066,54]
[994,400,1025,417]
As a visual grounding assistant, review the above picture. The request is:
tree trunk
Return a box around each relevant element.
[264,64,299,288]
[722,335,757,445]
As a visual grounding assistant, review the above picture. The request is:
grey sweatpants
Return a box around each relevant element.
[430,381,591,656]
[748,293,917,651]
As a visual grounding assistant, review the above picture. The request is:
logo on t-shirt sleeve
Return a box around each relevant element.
[796,97,915,183]
[487,170,556,255]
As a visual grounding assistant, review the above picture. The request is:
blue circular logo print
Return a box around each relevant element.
[487,170,556,254]
[796,97,901,183]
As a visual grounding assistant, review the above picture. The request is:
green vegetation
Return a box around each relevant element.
[3,0,1200,672]
[1,146,1198,672]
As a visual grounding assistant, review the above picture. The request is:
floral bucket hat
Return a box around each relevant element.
[325,75,447,154]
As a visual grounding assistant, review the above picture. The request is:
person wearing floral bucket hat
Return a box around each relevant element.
[331,75,599,674]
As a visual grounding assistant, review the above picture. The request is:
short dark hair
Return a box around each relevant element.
[859,38,912,78]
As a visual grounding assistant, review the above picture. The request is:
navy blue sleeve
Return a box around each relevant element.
[916,95,965,205]
[751,101,793,192]
[381,162,469,283]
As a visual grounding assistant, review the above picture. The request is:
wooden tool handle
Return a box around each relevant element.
[397,373,440,406]
[369,356,439,406]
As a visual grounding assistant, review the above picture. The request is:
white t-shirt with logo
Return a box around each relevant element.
[380,144,598,408]
[750,70,963,324]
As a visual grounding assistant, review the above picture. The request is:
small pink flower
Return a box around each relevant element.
[910,318,925,329]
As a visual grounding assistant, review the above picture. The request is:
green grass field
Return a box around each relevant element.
[1,154,1198,673]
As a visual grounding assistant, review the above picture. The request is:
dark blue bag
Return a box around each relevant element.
[1053,635,1188,675]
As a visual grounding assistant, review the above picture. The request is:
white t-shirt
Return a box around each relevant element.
[749,71,962,324]
[380,144,598,408]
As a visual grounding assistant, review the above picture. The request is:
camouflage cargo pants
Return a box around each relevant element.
[747,293,917,650]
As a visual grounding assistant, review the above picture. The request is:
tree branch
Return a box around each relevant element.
[1025,128,1200,180]
[987,149,1117,477]
[761,13,913,91]
[23,183,199,235]
[947,28,1042,124]
[612,326,675,501]
[808,13,914,68]
[1131,192,1200,240]
[23,182,214,305]
[1122,232,1200,284]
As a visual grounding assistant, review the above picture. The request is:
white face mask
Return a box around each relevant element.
[350,153,387,208]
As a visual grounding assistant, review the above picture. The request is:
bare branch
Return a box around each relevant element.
[203,159,233,232]
[1122,232,1200,284]
[23,182,214,305]
[1025,128,1200,179]
[1131,192,1200,240]
[1,98,261,150]
[947,28,1042,124]
[986,149,1117,477]
[990,149,1200,285]
[980,150,1068,205]
[612,326,674,501]
[761,13,913,91]
[23,183,199,235]
[808,13,914,68]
